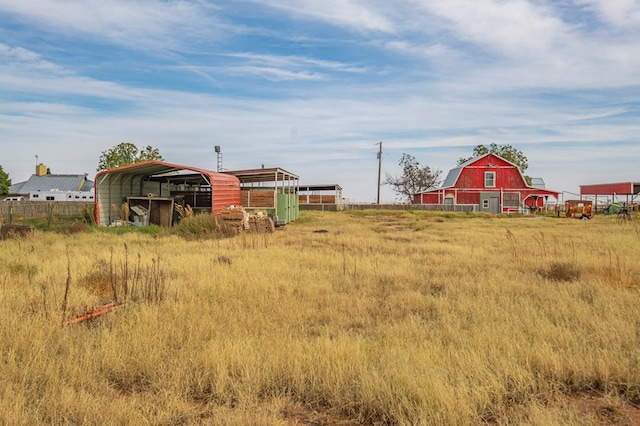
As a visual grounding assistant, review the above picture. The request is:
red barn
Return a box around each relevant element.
[413,153,559,213]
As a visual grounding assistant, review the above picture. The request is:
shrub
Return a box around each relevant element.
[171,213,236,240]
[538,262,582,282]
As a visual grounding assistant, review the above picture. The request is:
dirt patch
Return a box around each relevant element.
[282,401,357,425]
[555,393,640,425]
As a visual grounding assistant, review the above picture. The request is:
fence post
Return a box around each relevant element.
[47,203,53,227]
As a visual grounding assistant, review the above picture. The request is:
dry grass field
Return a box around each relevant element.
[1,210,639,425]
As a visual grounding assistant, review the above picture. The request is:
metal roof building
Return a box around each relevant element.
[95,160,240,226]
[9,167,93,195]
[580,181,640,205]
[224,167,299,224]
[298,184,344,211]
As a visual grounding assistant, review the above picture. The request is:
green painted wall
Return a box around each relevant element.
[276,193,299,223]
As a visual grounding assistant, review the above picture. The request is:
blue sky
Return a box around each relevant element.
[1,0,639,202]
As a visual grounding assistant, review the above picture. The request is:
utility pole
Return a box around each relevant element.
[376,141,382,205]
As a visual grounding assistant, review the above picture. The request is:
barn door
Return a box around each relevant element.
[480,193,501,214]
[489,197,500,214]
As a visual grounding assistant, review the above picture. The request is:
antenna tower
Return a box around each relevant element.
[215,146,222,172]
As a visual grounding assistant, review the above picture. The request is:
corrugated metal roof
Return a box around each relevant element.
[224,167,298,183]
[95,161,185,180]
[530,178,545,189]
[95,160,241,225]
[299,184,342,191]
[580,182,640,196]
[441,166,463,188]
[9,174,92,194]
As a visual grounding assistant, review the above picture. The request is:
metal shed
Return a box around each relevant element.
[95,160,240,226]
[298,184,344,211]
[224,167,299,224]
[580,182,640,203]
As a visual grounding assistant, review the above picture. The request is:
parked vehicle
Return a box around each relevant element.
[604,203,622,215]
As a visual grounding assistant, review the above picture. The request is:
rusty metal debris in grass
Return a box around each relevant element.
[66,301,125,325]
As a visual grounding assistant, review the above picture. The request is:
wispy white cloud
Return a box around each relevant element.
[244,0,396,32]
[0,0,225,52]
[0,44,67,73]
[576,0,640,28]
[229,52,370,74]
[221,66,325,81]
[418,0,568,56]
[0,46,139,101]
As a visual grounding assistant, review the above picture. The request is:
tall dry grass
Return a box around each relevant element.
[0,211,639,424]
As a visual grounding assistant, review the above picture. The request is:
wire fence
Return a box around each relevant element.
[300,203,479,212]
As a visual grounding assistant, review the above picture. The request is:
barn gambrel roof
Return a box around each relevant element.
[438,153,525,190]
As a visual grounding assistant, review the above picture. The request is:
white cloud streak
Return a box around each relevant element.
[242,0,396,32]
[0,0,224,52]
[576,0,640,28]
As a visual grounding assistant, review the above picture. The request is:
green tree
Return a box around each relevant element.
[0,165,10,195]
[458,143,531,185]
[385,153,442,203]
[97,142,164,171]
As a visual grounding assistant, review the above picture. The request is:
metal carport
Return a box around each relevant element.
[95,160,240,226]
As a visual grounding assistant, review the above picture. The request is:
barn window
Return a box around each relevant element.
[485,172,495,187]
[46,196,55,201]
[503,192,520,207]
[482,199,489,209]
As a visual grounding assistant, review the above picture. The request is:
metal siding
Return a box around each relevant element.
[95,161,241,225]
[415,193,440,204]
[523,193,546,207]
[456,167,524,189]
[457,191,479,204]
[276,192,300,223]
[456,170,477,188]
[210,173,241,215]
[580,182,634,195]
